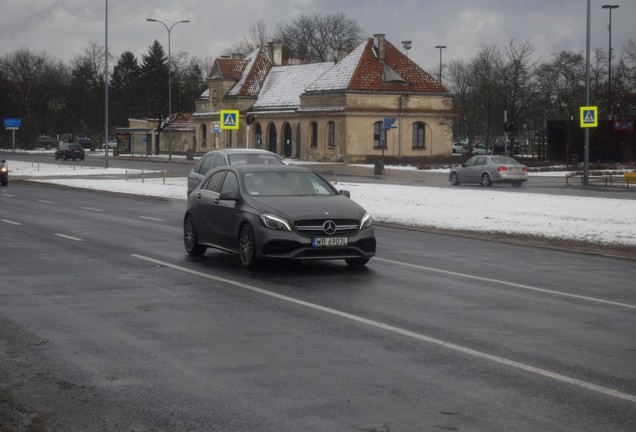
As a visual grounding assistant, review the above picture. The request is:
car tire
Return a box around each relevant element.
[450,172,460,186]
[0,178,7,186]
[511,181,522,188]
[239,224,257,269]
[481,173,493,187]
[184,215,207,256]
[345,257,369,268]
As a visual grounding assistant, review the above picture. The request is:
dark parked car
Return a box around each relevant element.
[187,149,285,196]
[0,160,8,186]
[54,143,85,161]
[184,165,376,268]
[449,155,528,187]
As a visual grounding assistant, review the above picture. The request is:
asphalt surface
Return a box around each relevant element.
[1,182,635,431]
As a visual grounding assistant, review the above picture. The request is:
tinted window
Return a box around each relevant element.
[202,170,226,193]
[492,156,518,164]
[197,153,215,174]
[475,157,487,166]
[243,171,335,196]
[227,153,284,165]
[463,157,477,167]
[221,172,239,195]
[212,154,227,168]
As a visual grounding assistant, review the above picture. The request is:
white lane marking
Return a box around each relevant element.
[81,207,102,212]
[37,200,54,204]
[54,234,83,242]
[375,257,636,311]
[133,254,636,404]
[138,216,166,222]
[1,219,21,225]
[1,193,14,197]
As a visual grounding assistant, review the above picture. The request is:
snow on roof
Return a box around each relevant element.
[304,39,367,92]
[251,62,334,111]
[305,37,447,94]
[227,46,272,97]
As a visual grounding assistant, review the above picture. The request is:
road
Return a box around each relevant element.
[1,182,634,431]
[6,151,636,200]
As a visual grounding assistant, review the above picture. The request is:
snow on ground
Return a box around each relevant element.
[5,160,636,247]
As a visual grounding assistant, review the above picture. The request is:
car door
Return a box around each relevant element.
[465,156,487,182]
[188,152,216,194]
[211,171,242,251]
[191,170,226,244]
[457,156,476,182]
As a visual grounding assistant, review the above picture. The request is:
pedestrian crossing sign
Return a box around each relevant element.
[220,110,240,130]
[579,106,598,128]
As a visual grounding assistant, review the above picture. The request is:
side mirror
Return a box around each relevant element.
[339,189,351,198]
[219,190,238,201]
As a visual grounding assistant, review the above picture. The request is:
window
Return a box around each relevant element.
[310,122,318,148]
[196,153,215,174]
[202,170,226,192]
[373,121,386,148]
[220,172,239,195]
[212,154,227,169]
[412,122,426,149]
[201,124,207,148]
[327,121,335,147]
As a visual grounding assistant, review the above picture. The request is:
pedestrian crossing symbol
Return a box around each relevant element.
[579,106,598,128]
[220,110,240,130]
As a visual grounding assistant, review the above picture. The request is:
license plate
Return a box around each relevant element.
[312,237,348,247]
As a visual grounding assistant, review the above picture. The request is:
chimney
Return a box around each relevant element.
[268,41,283,66]
[231,53,244,60]
[374,34,386,61]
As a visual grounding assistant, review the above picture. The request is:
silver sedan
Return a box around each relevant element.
[449,155,528,187]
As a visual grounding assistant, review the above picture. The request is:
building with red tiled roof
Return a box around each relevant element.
[193,34,454,162]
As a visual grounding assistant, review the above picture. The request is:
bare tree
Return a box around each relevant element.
[274,13,363,62]
[0,49,68,146]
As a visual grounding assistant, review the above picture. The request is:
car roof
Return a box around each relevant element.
[202,148,280,156]
[204,164,311,179]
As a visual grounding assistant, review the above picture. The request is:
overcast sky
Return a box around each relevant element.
[1,0,634,73]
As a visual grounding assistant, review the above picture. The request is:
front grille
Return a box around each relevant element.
[294,218,359,236]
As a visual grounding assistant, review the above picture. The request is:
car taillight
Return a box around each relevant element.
[522,167,528,172]
[497,166,508,172]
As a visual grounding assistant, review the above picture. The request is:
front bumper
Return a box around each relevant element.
[256,227,376,261]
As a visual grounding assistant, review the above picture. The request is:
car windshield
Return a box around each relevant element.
[228,153,284,165]
[491,156,519,164]
[243,171,335,196]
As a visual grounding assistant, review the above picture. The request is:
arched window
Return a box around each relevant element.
[310,122,318,148]
[327,121,335,147]
[254,123,262,149]
[200,124,207,148]
[268,123,277,153]
[373,121,386,148]
[412,122,426,149]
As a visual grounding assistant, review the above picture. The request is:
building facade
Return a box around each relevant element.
[193,34,454,162]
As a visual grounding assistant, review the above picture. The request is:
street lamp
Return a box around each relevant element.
[601,4,619,120]
[402,40,412,58]
[146,17,190,160]
[435,45,446,84]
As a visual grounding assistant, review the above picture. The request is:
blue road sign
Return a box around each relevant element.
[4,118,21,129]
[383,116,397,131]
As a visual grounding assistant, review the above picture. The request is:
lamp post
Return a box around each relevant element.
[435,45,446,84]
[146,17,190,161]
[401,40,412,58]
[601,4,619,120]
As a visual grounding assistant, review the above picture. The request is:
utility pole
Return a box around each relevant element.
[435,45,446,84]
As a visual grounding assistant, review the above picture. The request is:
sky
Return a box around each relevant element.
[5,156,636,248]
[0,0,634,74]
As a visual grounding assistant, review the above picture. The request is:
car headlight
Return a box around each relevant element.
[0,167,7,173]
[259,213,292,231]
[360,212,372,230]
